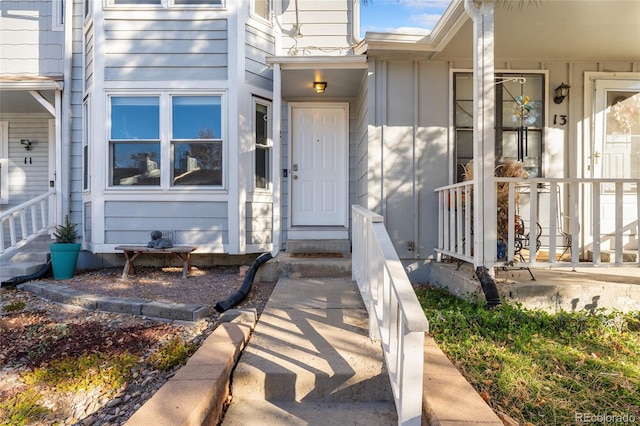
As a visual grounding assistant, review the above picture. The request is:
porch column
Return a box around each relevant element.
[271,63,282,256]
[466,0,497,271]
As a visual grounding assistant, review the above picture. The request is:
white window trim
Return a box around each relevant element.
[106,90,227,191]
[105,0,225,9]
[250,0,272,26]
[52,0,64,31]
[252,97,272,194]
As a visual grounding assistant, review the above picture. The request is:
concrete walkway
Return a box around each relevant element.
[221,277,398,425]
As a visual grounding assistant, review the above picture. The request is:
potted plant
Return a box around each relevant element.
[50,215,81,280]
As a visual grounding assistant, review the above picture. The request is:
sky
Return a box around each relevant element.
[360,0,449,36]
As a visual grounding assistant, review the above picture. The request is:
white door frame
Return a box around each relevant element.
[287,102,349,235]
[583,73,640,252]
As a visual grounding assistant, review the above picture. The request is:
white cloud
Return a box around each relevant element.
[410,13,443,29]
[398,0,451,9]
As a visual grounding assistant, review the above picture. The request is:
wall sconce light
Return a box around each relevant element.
[313,81,327,94]
[20,139,32,151]
[553,82,571,104]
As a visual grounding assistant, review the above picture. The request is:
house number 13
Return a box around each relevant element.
[553,114,567,125]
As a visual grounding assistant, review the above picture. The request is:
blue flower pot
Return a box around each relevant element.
[50,243,81,280]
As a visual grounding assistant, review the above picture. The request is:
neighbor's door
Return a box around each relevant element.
[290,104,348,227]
[592,79,640,250]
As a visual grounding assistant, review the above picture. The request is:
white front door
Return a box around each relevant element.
[290,104,348,227]
[592,79,640,250]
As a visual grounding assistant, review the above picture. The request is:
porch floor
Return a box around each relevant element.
[429,261,640,313]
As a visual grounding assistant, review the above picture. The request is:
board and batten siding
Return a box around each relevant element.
[102,12,228,81]
[245,23,275,91]
[279,0,355,56]
[367,60,450,260]
[245,201,272,246]
[104,201,228,248]
[355,67,369,208]
[0,0,64,76]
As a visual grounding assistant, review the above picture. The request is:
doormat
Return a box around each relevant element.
[290,252,344,258]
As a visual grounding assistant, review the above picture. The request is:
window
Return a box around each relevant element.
[172,96,223,186]
[253,0,271,21]
[254,99,271,190]
[52,0,64,31]
[454,72,545,182]
[110,97,161,186]
[109,94,223,188]
[109,0,222,6]
[83,98,90,190]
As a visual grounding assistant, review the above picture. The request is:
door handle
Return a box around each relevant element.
[292,164,298,171]
[593,151,601,164]
[293,175,298,179]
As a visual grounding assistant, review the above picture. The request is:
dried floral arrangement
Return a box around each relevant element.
[462,159,529,242]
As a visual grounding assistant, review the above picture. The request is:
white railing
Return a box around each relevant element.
[435,178,640,267]
[352,205,430,426]
[0,190,56,257]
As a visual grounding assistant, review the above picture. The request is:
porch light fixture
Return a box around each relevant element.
[20,139,31,151]
[313,81,327,94]
[553,82,571,104]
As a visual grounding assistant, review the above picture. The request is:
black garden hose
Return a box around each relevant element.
[214,252,273,313]
[475,266,501,307]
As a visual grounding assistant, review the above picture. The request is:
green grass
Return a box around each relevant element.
[416,286,640,425]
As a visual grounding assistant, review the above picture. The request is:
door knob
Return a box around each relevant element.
[293,175,298,179]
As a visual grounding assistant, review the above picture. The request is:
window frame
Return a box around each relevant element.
[106,91,226,191]
[105,0,224,8]
[453,71,547,182]
[251,0,272,25]
[253,97,272,192]
[52,0,64,31]
[83,96,91,192]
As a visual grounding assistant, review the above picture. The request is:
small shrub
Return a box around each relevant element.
[2,301,26,313]
[147,337,197,371]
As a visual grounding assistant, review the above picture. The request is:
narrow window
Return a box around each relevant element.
[171,96,223,186]
[254,100,271,190]
[83,98,90,191]
[52,0,64,31]
[253,0,271,21]
[110,97,161,186]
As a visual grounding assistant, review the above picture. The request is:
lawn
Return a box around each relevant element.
[416,286,640,425]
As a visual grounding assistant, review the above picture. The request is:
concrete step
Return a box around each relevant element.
[222,400,397,425]
[286,239,351,255]
[229,278,392,403]
[0,261,47,279]
[255,252,351,282]
[8,249,50,263]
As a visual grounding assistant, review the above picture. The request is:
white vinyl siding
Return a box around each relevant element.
[104,200,228,246]
[0,0,64,76]
[279,1,354,56]
[103,13,228,81]
[0,114,51,210]
[246,201,272,245]
[245,24,275,91]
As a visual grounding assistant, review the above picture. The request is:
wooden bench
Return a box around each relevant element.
[115,245,199,279]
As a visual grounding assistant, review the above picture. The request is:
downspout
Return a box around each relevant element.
[61,0,73,223]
